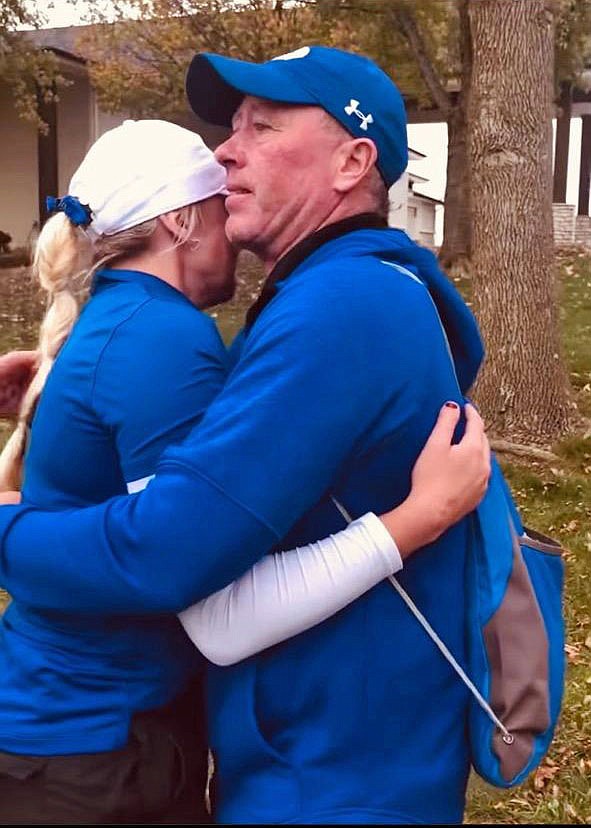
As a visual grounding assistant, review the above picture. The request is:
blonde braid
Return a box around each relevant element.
[0,201,202,492]
[0,214,92,491]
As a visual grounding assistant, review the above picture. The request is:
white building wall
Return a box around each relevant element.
[56,78,129,195]
[387,171,409,229]
[95,109,128,136]
[0,82,39,247]
[387,173,439,248]
[57,73,93,195]
[410,195,437,249]
[0,84,131,248]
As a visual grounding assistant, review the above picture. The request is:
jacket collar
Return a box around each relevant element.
[245,212,387,329]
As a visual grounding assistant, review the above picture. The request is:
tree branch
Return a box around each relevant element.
[297,0,382,15]
[388,3,451,114]
[490,439,559,462]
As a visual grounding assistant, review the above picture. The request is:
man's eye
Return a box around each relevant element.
[253,121,270,131]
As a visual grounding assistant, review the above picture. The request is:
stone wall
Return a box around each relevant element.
[552,203,576,247]
[575,215,591,249]
[552,205,591,250]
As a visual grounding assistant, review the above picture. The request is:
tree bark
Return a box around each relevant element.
[439,0,472,269]
[440,109,471,269]
[468,0,574,444]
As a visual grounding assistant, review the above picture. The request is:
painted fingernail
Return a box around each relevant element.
[444,401,459,409]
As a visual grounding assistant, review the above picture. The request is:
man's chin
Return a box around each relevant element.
[225,218,259,250]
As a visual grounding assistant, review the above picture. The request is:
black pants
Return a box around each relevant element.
[0,681,210,825]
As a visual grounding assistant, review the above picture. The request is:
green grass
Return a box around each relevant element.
[465,458,591,824]
[561,252,591,419]
[464,251,591,824]
[0,251,590,822]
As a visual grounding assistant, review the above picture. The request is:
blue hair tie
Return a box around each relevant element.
[46,195,92,228]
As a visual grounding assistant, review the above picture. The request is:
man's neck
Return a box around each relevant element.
[260,200,379,275]
[244,211,388,331]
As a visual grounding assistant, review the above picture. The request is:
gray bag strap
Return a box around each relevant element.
[330,490,512,740]
[330,260,514,741]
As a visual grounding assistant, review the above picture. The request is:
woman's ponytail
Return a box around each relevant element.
[0,214,91,491]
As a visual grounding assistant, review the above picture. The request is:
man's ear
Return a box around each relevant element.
[333,138,378,194]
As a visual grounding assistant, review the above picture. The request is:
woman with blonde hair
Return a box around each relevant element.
[0,120,488,824]
[0,119,235,824]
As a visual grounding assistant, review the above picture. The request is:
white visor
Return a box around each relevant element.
[68,119,228,237]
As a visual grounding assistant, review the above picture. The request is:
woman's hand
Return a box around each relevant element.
[0,491,21,505]
[0,351,39,417]
[380,401,490,558]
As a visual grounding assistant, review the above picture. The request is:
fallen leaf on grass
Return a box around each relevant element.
[565,643,584,663]
[534,762,561,789]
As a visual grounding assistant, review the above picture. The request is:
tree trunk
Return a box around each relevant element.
[439,0,472,270]
[468,0,574,444]
[439,103,471,269]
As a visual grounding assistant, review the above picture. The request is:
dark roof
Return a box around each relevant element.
[20,24,230,149]
[23,25,93,62]
[411,189,444,205]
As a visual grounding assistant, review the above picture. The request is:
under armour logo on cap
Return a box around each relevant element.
[272,46,311,61]
[344,99,374,131]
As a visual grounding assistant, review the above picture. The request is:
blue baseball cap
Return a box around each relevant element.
[185,45,408,188]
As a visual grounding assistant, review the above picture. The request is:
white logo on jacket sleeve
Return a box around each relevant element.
[127,474,155,493]
[344,99,374,131]
[272,47,311,61]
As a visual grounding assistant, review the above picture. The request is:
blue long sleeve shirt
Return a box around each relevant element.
[0,228,484,822]
[0,268,229,754]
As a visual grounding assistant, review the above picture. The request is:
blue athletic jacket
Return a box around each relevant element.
[0,269,228,754]
[0,227,483,823]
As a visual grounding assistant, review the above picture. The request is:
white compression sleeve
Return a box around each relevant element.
[178,512,402,666]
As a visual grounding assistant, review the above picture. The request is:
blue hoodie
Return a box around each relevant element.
[0,227,483,823]
[0,269,229,754]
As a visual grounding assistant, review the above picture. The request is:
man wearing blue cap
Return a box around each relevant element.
[178,47,484,825]
[0,47,489,823]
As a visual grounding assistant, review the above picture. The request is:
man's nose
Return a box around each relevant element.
[215,133,240,167]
